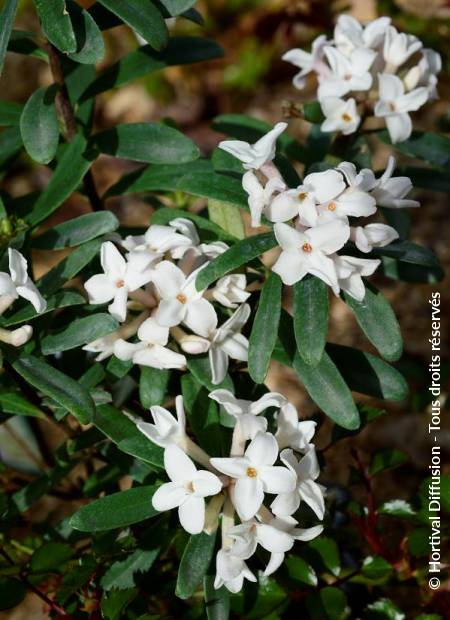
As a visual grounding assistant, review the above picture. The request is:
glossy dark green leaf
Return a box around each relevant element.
[306,586,347,620]
[160,0,197,15]
[67,1,105,65]
[344,288,402,362]
[97,0,168,51]
[101,547,160,590]
[369,449,408,475]
[33,211,118,249]
[0,577,26,611]
[19,86,59,164]
[306,537,341,577]
[186,356,234,393]
[27,133,94,227]
[400,166,450,193]
[373,240,440,267]
[176,531,216,599]
[362,556,392,581]
[378,129,450,169]
[302,101,325,124]
[41,313,119,355]
[10,461,75,513]
[248,272,282,383]
[0,99,23,126]
[12,354,95,424]
[181,374,224,455]
[0,0,18,76]
[196,232,277,290]
[139,367,170,408]
[70,485,159,532]
[293,276,328,367]
[204,575,230,620]
[34,0,77,53]
[30,542,73,573]
[7,29,47,60]
[0,391,45,419]
[93,123,199,164]
[284,555,317,586]
[81,37,222,100]
[0,125,22,167]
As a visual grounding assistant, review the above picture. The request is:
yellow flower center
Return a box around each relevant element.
[176,293,187,304]
[327,202,337,212]
[341,113,352,122]
[298,192,308,202]
[246,467,258,478]
[302,243,313,253]
[389,102,396,112]
[116,279,125,288]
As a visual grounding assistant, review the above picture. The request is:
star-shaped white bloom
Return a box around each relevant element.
[136,395,186,448]
[209,389,287,440]
[152,261,217,338]
[83,331,119,361]
[218,122,287,170]
[0,249,46,314]
[214,548,256,593]
[212,274,251,309]
[318,46,376,99]
[334,15,391,56]
[332,255,380,301]
[123,223,195,271]
[152,444,222,534]
[242,170,286,227]
[114,316,186,370]
[272,220,350,292]
[275,402,317,452]
[210,432,296,521]
[320,97,361,136]
[282,35,330,89]
[351,223,399,254]
[383,26,422,69]
[271,448,325,520]
[370,156,420,209]
[208,303,250,385]
[374,74,428,143]
[85,242,152,322]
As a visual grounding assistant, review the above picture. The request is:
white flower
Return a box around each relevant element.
[152,444,222,534]
[275,402,317,452]
[318,46,376,98]
[272,220,350,293]
[123,224,194,270]
[375,74,428,143]
[136,395,186,448]
[214,548,256,593]
[114,316,186,369]
[383,26,422,69]
[85,242,152,322]
[271,448,325,520]
[218,122,288,170]
[152,261,217,338]
[209,389,287,440]
[370,156,420,209]
[242,170,286,227]
[351,223,399,254]
[333,255,380,301]
[169,217,200,248]
[334,15,391,55]
[210,432,296,521]
[0,249,46,313]
[208,303,250,385]
[282,35,330,89]
[416,49,441,99]
[320,97,360,136]
[212,274,250,309]
[0,325,33,347]
[83,332,119,361]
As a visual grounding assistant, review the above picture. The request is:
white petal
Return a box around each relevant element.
[209,390,244,416]
[245,432,278,467]
[271,492,300,517]
[274,222,306,251]
[108,286,128,322]
[378,73,404,101]
[152,481,187,511]
[133,345,186,370]
[16,281,46,313]
[298,479,325,519]
[155,298,186,328]
[260,466,296,494]
[271,250,308,286]
[152,260,185,298]
[256,524,294,553]
[209,456,249,479]
[0,273,17,297]
[84,274,116,304]
[101,241,126,278]
[305,169,346,203]
[209,346,229,385]
[138,317,169,345]
[386,113,412,144]
[184,298,217,338]
[8,249,28,285]
[264,552,285,576]
[164,443,197,482]
[178,495,205,534]
[265,192,298,223]
[113,339,142,361]
[250,392,287,415]
[306,220,349,254]
[292,524,324,542]
[193,470,222,497]
[233,477,264,520]
[297,448,320,479]
[220,333,249,362]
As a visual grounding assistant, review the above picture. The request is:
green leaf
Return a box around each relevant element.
[93,403,163,468]
[365,598,405,620]
[33,211,119,249]
[305,536,341,577]
[30,542,73,574]
[0,0,18,76]
[160,0,197,15]
[369,449,408,475]
[20,85,59,164]
[7,29,47,60]
[10,462,75,513]
[81,37,223,100]
[139,367,170,409]
[373,241,440,267]
[0,391,45,419]
[101,589,137,620]
[12,354,95,424]
[187,356,234,393]
[248,272,282,383]
[284,555,317,586]
[204,575,230,620]
[302,101,325,124]
[151,206,237,243]
[34,0,77,53]
[67,1,105,65]
[101,548,159,590]
[93,122,199,164]
[307,587,347,620]
[41,313,119,355]
[345,288,402,362]
[208,199,244,240]
[97,0,168,51]
[27,133,94,227]
[2,290,84,327]
[401,166,450,193]
[196,232,277,290]
[0,99,23,126]
[378,130,450,169]
[0,125,22,167]
[0,577,26,611]
[70,485,159,531]
[361,556,392,581]
[293,276,328,367]
[176,531,216,599]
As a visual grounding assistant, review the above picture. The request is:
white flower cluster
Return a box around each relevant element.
[83,221,251,384]
[0,249,46,347]
[220,124,419,301]
[283,15,441,143]
[136,390,324,593]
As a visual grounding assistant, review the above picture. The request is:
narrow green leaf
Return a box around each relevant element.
[176,531,216,599]
[97,0,168,51]
[34,0,77,53]
[7,29,47,60]
[378,129,450,169]
[0,0,18,76]
[204,575,230,620]
[101,547,160,590]
[369,449,408,475]
[208,199,244,240]
[293,276,329,367]
[160,0,197,15]
[373,240,440,267]
[187,357,234,393]
[139,367,170,409]
[12,354,95,424]
[344,288,402,362]
[284,556,318,586]
[67,1,105,64]
[70,485,159,532]
[0,99,23,126]
[11,462,75,513]
[248,272,282,383]
[306,537,341,577]
[196,232,277,290]
[33,211,119,249]
[0,125,22,167]
[19,85,59,164]
[0,391,45,419]
[41,313,119,355]
[27,133,94,226]
[93,123,199,165]
[30,542,73,574]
